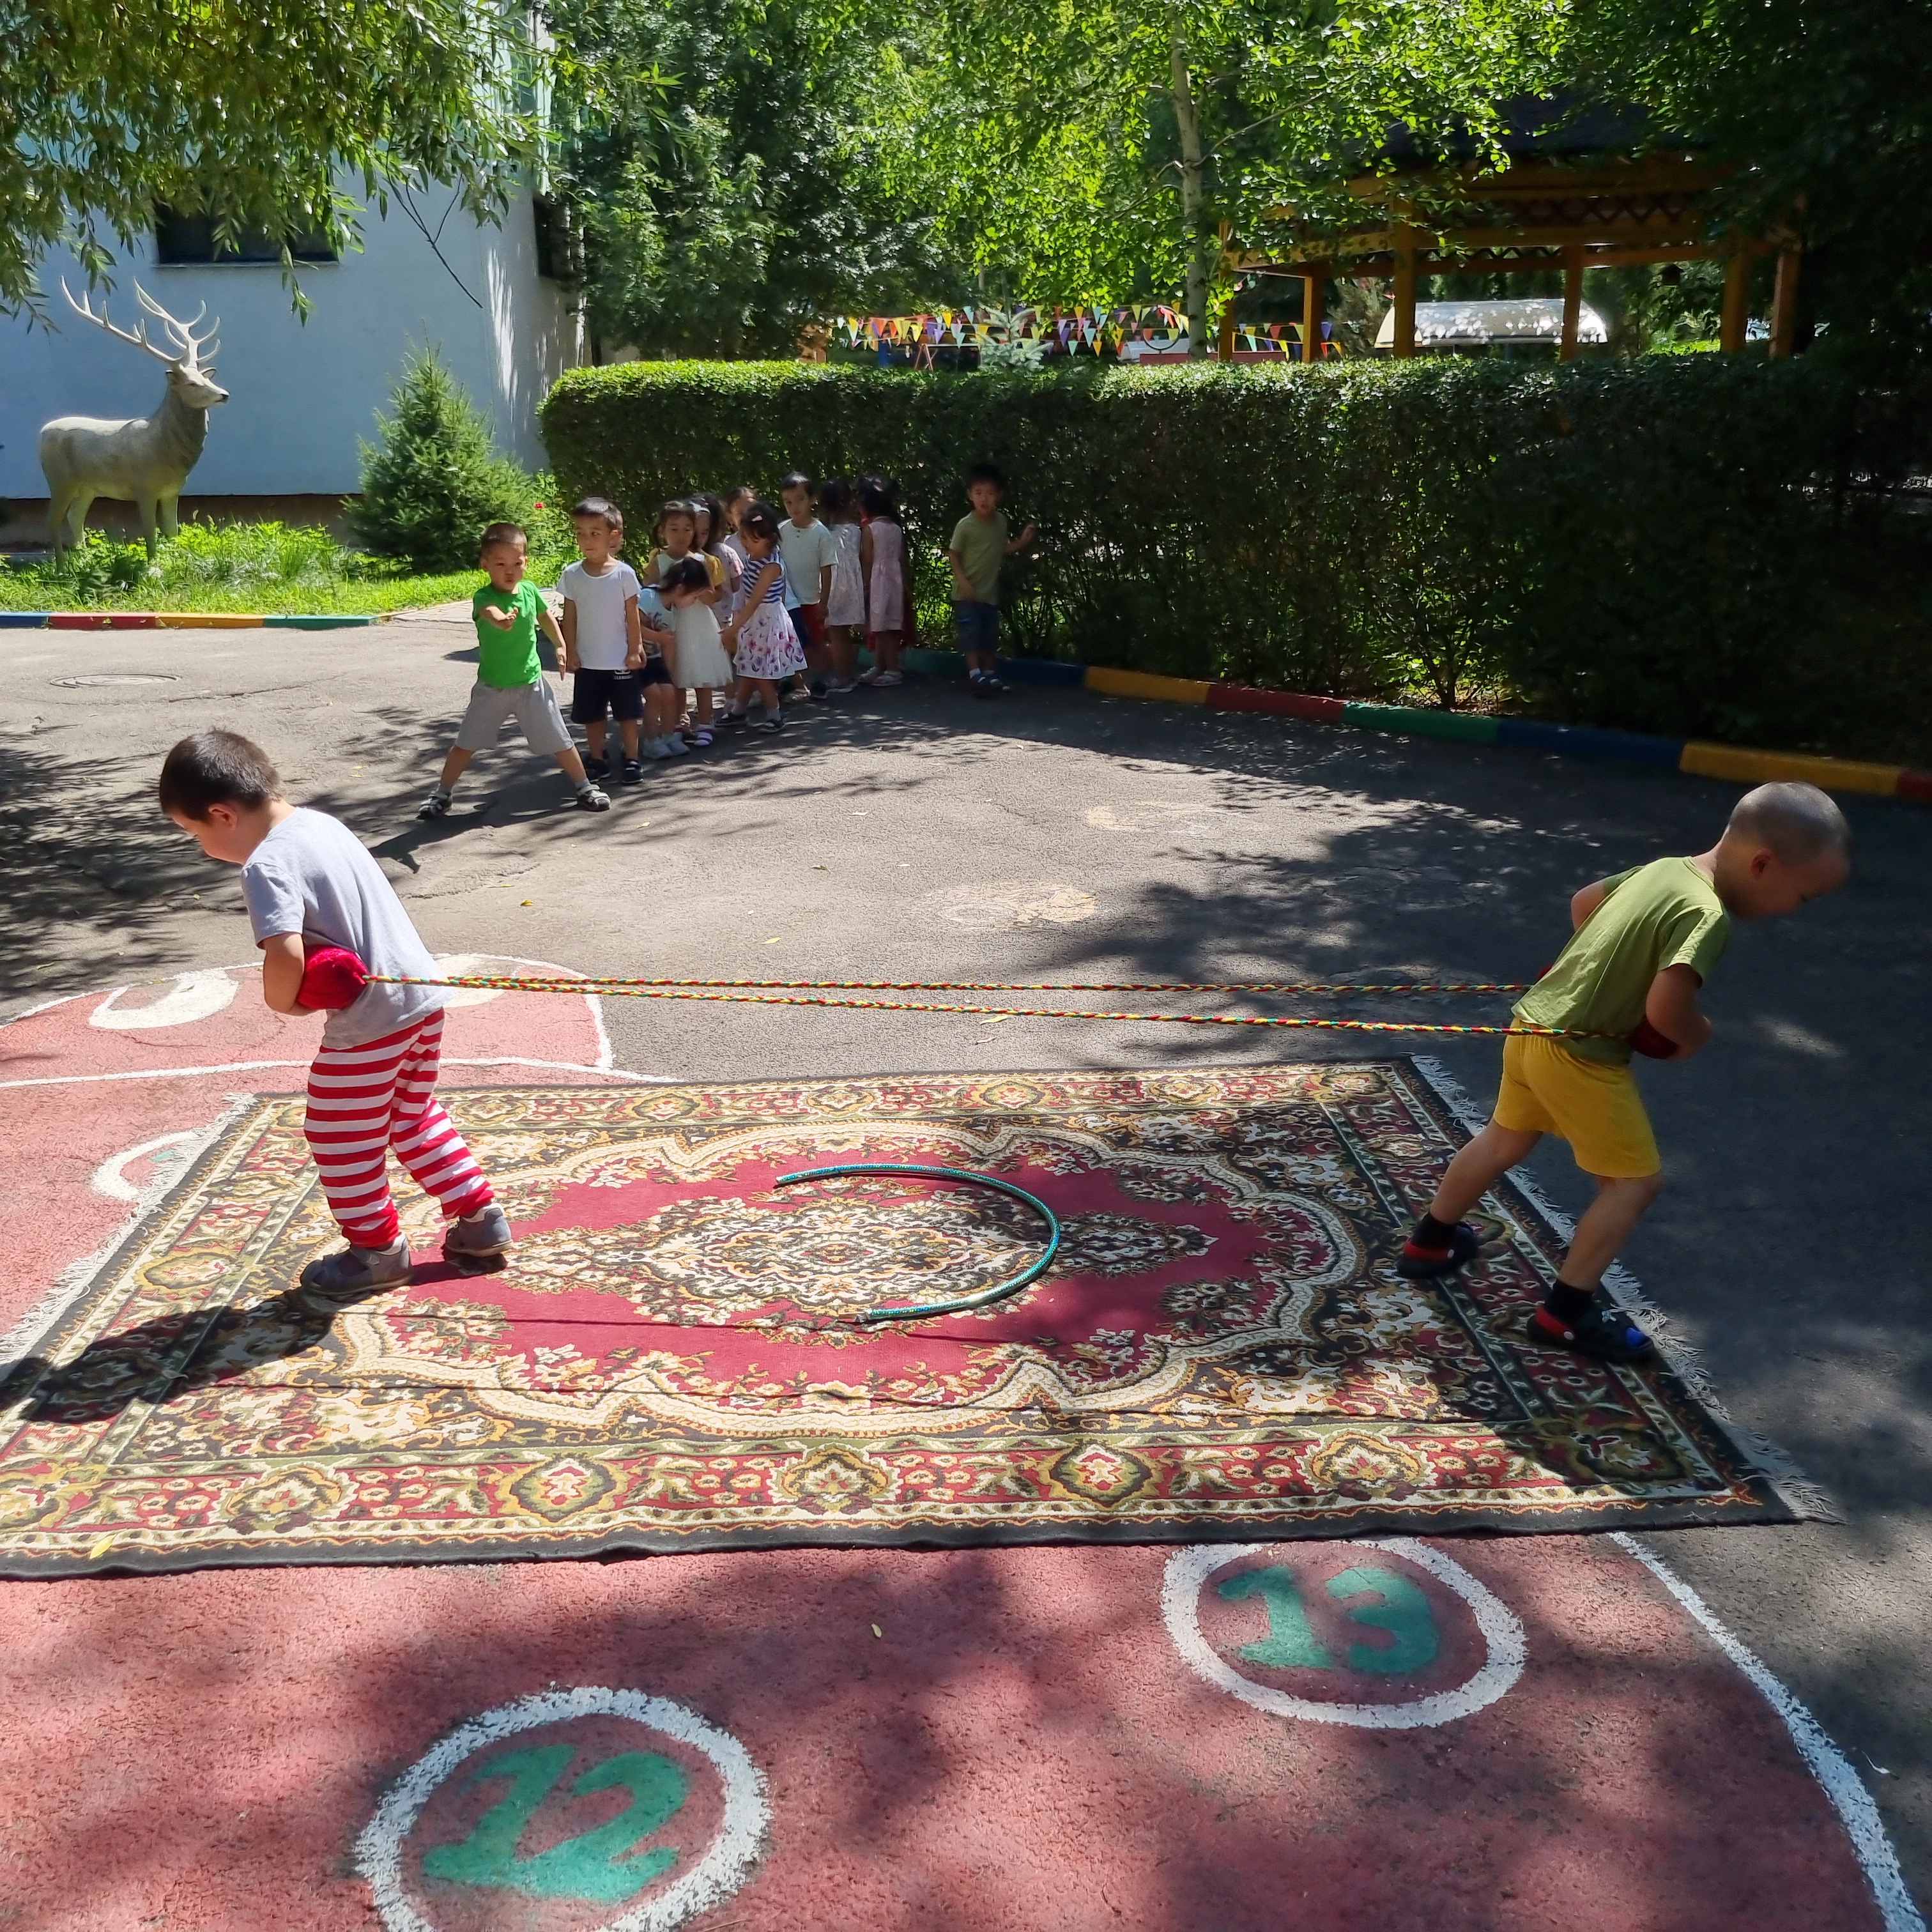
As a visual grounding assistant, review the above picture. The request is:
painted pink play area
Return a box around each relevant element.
[0,970,1908,1931]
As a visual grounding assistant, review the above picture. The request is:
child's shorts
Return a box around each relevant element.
[954,600,1000,657]
[1493,1032,1660,1178]
[569,667,645,723]
[455,678,572,756]
[639,654,675,688]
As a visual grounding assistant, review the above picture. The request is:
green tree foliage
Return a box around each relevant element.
[2,0,539,311]
[1571,0,1932,354]
[546,0,954,355]
[902,0,1568,352]
[349,351,533,571]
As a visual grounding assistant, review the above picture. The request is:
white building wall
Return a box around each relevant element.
[0,185,585,505]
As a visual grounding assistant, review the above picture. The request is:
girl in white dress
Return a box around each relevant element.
[719,501,804,732]
[818,477,866,692]
[660,556,734,745]
[858,474,907,686]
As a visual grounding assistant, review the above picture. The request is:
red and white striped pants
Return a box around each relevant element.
[303,1011,493,1246]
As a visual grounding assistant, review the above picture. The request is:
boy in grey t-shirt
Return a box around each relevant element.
[160,729,512,1307]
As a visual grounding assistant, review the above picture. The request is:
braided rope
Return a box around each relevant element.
[369,974,1533,995]
[367,973,1605,1039]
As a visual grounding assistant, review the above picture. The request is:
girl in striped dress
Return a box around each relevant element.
[719,500,805,731]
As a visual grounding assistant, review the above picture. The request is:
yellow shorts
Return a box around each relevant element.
[1493,1032,1660,1178]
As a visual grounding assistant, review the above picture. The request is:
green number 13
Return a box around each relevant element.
[1216,1563,1439,1675]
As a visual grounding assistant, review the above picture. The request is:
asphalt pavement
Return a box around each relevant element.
[4,615,1928,1908]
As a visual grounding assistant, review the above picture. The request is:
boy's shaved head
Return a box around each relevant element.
[1724,781,1850,863]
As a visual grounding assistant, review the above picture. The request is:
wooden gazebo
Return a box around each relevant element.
[1222,144,1802,363]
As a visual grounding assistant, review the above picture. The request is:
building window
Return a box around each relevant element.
[154,206,337,265]
[532,194,581,286]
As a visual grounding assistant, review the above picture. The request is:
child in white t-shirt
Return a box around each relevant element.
[558,497,645,783]
[778,471,835,697]
[160,729,509,1307]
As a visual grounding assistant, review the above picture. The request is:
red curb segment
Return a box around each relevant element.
[47,611,161,629]
[1898,769,1932,804]
[1206,684,1347,724]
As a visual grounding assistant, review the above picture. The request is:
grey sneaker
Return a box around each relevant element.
[298,1238,412,1309]
[417,787,452,820]
[443,1202,513,1270]
[574,783,612,811]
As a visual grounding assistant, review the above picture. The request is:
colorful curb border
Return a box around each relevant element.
[0,611,387,630]
[898,646,1932,806]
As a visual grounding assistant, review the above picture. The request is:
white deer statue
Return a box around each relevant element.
[40,281,229,556]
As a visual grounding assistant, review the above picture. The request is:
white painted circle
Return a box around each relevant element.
[1162,1538,1526,1729]
[356,1687,769,1932]
[90,1130,200,1204]
[429,954,514,1009]
[90,969,240,1030]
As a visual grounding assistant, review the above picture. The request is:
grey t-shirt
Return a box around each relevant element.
[241,807,446,1047]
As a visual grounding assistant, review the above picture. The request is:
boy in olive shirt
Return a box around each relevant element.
[418,522,611,818]
[948,463,1037,697]
[1399,781,1850,1362]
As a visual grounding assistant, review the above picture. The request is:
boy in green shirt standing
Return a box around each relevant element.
[948,463,1037,698]
[418,522,611,819]
[1397,781,1851,1362]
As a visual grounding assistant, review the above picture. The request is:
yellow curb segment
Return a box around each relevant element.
[153,613,268,628]
[1679,742,1903,795]
[1084,666,1212,705]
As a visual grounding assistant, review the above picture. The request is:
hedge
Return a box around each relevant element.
[539,359,1932,762]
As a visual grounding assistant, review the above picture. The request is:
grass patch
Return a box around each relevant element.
[0,522,571,614]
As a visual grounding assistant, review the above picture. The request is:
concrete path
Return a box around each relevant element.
[1,620,1926,1924]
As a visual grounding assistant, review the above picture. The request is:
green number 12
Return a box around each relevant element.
[424,1743,689,1905]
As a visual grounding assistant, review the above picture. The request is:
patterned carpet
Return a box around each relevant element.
[0,1064,1815,1575]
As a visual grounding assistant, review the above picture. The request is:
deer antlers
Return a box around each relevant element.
[61,280,221,371]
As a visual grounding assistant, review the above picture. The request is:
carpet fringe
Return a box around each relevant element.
[1407,1055,1839,1525]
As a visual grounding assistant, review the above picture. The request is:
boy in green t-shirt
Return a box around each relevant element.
[418,523,610,819]
[1397,781,1850,1362]
[947,463,1037,698]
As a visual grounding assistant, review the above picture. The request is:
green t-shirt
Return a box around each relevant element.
[950,510,1008,604]
[471,580,545,687]
[1514,855,1731,1064]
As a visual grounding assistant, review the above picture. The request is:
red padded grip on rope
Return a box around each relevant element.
[1629,1018,1680,1059]
[298,946,370,1011]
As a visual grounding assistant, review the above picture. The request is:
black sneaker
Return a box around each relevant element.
[808,677,829,699]
[583,753,610,779]
[620,758,644,783]
[969,673,1000,700]
[759,710,785,732]
[1394,1222,1483,1279]
[1526,1305,1656,1363]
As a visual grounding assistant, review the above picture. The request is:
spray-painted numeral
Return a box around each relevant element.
[1325,1567,1439,1674]
[1218,1563,1440,1675]
[1218,1565,1335,1667]
[423,1742,689,1904]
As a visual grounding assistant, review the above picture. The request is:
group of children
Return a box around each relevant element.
[416,465,1038,819]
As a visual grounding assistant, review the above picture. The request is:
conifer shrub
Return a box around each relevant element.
[350,351,533,570]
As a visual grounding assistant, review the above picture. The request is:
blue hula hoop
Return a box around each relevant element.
[771,1162,1062,1323]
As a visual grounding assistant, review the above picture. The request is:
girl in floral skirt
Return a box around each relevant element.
[719,501,804,732]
